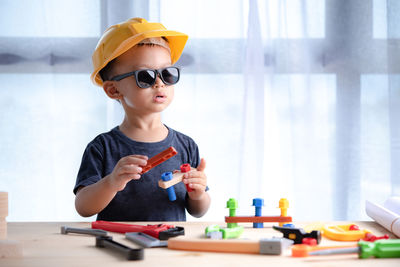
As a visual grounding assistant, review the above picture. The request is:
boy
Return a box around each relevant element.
[74,18,210,221]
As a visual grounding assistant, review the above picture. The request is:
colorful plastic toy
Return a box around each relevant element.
[308,239,400,259]
[92,221,184,240]
[158,164,196,191]
[273,225,321,244]
[302,237,317,246]
[96,236,144,260]
[253,198,264,228]
[362,233,390,242]
[292,244,356,257]
[125,232,168,248]
[322,224,371,241]
[180,163,193,192]
[226,198,239,228]
[205,224,243,239]
[140,146,177,174]
[278,198,289,226]
[224,198,292,228]
[204,199,244,239]
[161,172,176,201]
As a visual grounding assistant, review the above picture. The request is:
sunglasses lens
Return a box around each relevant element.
[161,67,179,85]
[137,70,157,88]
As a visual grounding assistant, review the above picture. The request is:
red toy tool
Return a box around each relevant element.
[92,221,184,240]
[362,233,389,242]
[140,146,178,174]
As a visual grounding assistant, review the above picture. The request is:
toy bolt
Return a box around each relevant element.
[278,198,289,226]
[161,172,176,201]
[253,198,264,228]
[226,198,238,228]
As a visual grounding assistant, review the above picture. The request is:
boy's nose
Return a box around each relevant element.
[153,74,165,88]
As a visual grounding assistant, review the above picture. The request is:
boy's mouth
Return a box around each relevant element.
[154,93,167,103]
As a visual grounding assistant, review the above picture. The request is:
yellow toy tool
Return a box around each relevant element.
[322,224,371,241]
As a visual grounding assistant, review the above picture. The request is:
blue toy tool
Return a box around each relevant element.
[161,172,176,201]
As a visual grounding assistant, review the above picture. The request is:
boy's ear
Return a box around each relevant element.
[103,81,122,100]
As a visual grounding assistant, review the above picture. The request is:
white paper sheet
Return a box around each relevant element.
[384,196,400,215]
[366,197,400,237]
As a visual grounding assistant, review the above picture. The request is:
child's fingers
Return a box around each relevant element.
[196,158,206,172]
[119,173,141,181]
[130,173,141,180]
[118,165,143,175]
[184,171,206,180]
[121,156,148,167]
[183,177,207,187]
[131,154,149,160]
[187,183,206,191]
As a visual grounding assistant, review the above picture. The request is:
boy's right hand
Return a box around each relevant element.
[107,155,148,192]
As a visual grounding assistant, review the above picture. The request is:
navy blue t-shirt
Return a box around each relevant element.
[74,126,200,221]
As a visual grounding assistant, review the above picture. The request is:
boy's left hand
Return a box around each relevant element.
[182,158,207,200]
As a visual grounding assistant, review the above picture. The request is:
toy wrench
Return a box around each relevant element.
[96,235,144,261]
[92,221,184,240]
[126,232,168,248]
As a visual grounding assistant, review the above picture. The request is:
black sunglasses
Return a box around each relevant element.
[110,66,180,89]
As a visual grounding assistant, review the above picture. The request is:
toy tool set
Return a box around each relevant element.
[60,197,400,261]
[58,147,400,261]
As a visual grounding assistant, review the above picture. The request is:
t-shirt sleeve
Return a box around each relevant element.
[73,142,104,194]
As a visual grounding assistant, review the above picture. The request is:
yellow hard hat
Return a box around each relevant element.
[91,17,188,87]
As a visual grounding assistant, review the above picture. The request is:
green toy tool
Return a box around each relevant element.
[309,239,400,259]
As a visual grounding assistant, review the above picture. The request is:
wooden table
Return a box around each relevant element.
[2,221,399,266]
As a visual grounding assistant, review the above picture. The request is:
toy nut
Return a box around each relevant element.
[180,163,191,173]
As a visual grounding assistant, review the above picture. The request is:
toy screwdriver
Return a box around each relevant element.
[307,239,400,259]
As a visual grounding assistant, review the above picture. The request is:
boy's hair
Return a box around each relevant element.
[91,17,188,87]
[99,37,170,82]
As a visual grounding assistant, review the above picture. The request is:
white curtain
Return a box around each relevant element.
[0,0,399,222]
[239,0,400,220]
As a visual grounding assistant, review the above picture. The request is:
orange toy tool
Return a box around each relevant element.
[140,147,178,174]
